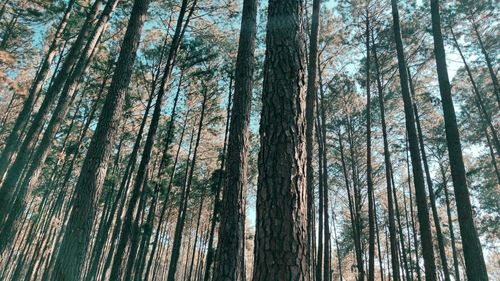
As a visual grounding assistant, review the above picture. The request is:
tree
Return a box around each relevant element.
[390,0,437,279]
[213,0,258,280]
[429,0,488,280]
[252,0,309,280]
[52,0,151,279]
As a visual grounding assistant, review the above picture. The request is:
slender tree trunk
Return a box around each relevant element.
[390,1,437,279]
[0,0,75,149]
[468,15,500,107]
[252,0,309,279]
[439,163,461,281]
[51,0,151,279]
[167,87,208,281]
[212,0,257,280]
[430,1,488,280]
[203,76,232,281]
[372,30,400,281]
[109,2,194,279]
[317,63,331,281]
[364,10,375,281]
[450,27,500,157]
[305,0,320,275]
[485,128,500,183]
[0,4,115,246]
[408,68,451,281]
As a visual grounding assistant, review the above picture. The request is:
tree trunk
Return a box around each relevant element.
[468,15,500,107]
[305,0,320,275]
[365,11,375,281]
[203,75,232,281]
[252,0,309,279]
[430,1,488,280]
[166,87,208,281]
[391,1,437,279]
[372,30,400,281]
[439,163,461,281]
[408,68,451,281]
[51,0,151,279]
[212,0,257,280]
[450,27,500,157]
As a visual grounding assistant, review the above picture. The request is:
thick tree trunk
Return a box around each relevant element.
[212,0,257,280]
[51,0,150,279]
[430,1,489,280]
[252,0,309,279]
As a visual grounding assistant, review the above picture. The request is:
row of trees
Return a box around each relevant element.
[0,0,497,280]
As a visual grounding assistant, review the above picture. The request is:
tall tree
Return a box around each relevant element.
[429,0,488,280]
[372,30,400,281]
[390,0,438,280]
[51,0,151,279]
[252,0,309,280]
[306,0,320,277]
[213,0,258,280]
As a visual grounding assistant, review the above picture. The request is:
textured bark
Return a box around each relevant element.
[390,1,437,280]
[372,31,400,281]
[252,0,309,280]
[51,0,150,279]
[430,1,488,280]
[213,0,257,280]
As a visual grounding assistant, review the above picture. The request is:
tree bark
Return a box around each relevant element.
[212,0,257,280]
[252,0,309,280]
